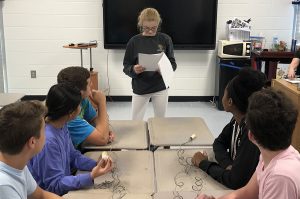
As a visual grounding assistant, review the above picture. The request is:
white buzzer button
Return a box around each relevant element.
[190,134,197,140]
[102,151,109,160]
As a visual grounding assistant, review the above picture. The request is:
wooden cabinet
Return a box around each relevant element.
[251,51,294,80]
[90,71,98,90]
[272,79,300,152]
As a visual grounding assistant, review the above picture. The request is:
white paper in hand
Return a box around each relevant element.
[158,53,174,88]
[138,53,163,71]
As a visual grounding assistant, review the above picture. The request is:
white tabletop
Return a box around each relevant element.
[153,190,233,199]
[154,149,230,193]
[76,151,155,195]
[0,93,25,106]
[81,120,149,150]
[148,117,214,146]
[63,191,152,199]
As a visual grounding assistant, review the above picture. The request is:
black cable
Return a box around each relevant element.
[93,124,127,199]
[173,137,207,199]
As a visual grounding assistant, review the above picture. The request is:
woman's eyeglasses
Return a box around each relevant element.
[142,26,158,32]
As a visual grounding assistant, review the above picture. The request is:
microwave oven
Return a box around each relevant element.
[218,40,251,58]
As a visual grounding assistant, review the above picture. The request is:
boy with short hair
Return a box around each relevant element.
[57,66,114,147]
[198,89,300,199]
[0,101,62,199]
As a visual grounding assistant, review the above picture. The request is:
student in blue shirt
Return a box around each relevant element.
[0,101,62,199]
[57,66,115,147]
[28,83,113,196]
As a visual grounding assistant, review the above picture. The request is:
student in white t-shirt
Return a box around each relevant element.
[198,88,300,199]
[0,101,62,199]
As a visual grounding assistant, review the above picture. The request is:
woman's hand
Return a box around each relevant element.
[287,66,296,79]
[133,64,145,74]
[287,57,300,79]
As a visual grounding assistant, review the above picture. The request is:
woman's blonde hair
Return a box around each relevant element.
[137,8,161,27]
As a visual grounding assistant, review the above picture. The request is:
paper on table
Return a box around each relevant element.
[138,53,163,71]
[284,78,300,84]
[158,53,174,88]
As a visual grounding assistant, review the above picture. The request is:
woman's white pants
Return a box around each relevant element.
[131,89,168,120]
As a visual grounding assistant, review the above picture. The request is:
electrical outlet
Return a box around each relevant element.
[30,70,36,78]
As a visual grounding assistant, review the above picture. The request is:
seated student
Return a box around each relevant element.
[192,68,266,189]
[287,49,300,79]
[0,101,62,199]
[198,88,300,199]
[28,83,113,196]
[57,66,115,148]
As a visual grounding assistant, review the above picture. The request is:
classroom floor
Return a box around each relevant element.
[106,101,232,138]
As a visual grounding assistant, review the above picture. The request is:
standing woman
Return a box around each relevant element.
[123,8,177,120]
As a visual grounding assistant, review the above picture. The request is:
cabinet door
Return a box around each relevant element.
[272,80,300,152]
[90,71,98,90]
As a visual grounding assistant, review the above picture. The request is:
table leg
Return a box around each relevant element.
[80,49,83,67]
[268,61,277,80]
[89,48,93,71]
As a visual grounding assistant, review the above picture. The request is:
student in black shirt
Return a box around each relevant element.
[192,68,266,189]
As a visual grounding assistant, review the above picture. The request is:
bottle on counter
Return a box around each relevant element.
[272,36,279,51]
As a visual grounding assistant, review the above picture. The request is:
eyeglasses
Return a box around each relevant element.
[142,26,158,32]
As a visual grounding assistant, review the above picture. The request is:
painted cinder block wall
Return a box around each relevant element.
[2,0,293,96]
